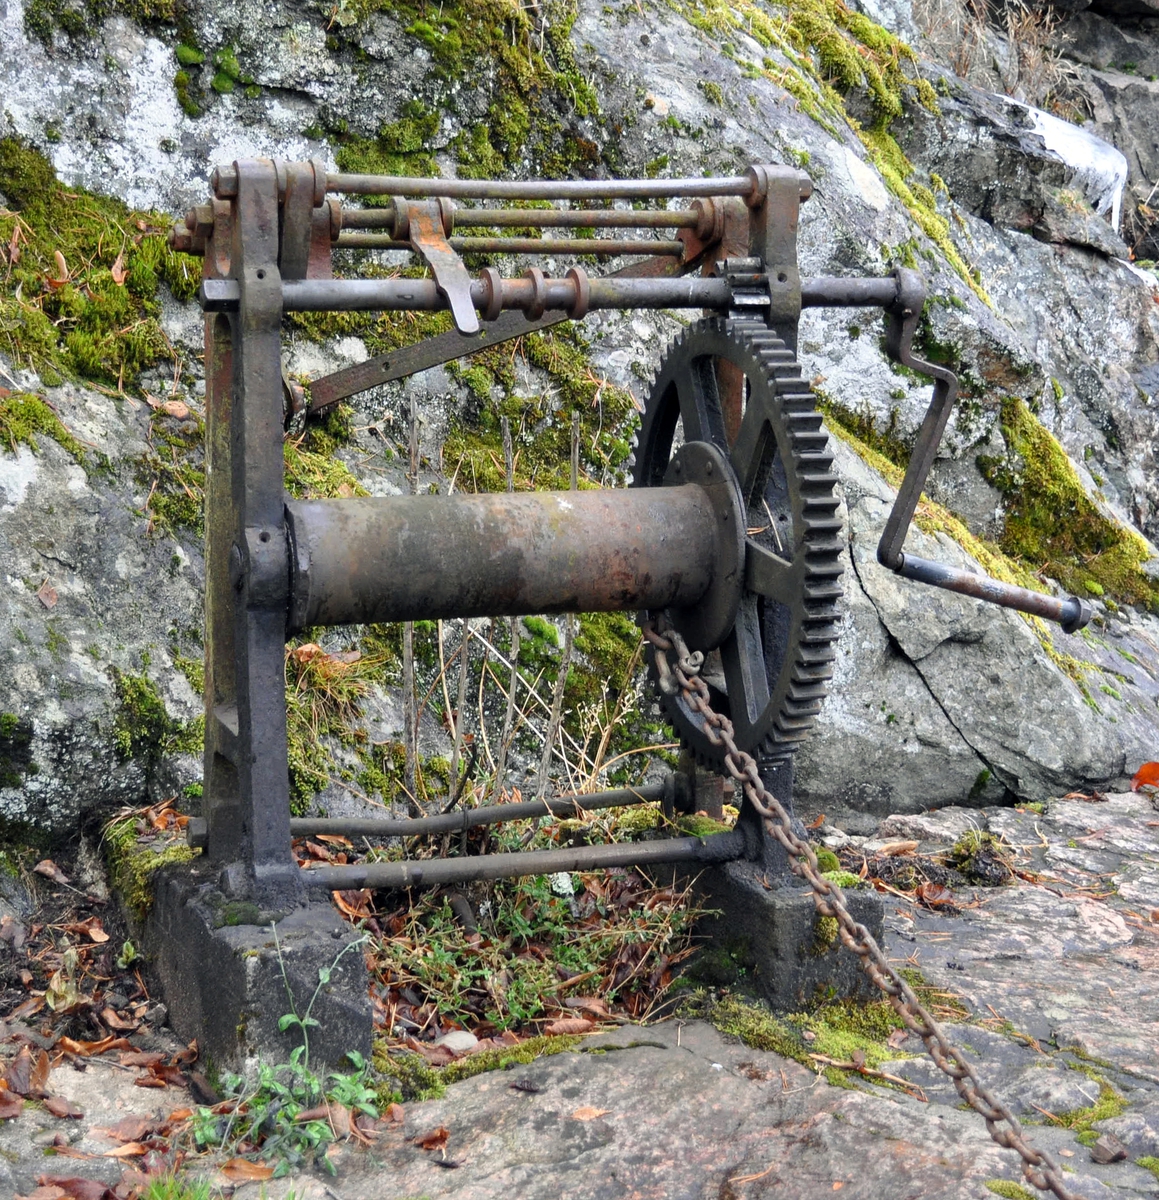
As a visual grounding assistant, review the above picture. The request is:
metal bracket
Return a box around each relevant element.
[404,199,480,336]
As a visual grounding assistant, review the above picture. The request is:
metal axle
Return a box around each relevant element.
[299,830,747,889]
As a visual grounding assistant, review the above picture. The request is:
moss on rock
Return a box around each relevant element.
[979,398,1159,612]
[0,138,198,388]
[104,810,195,921]
[0,393,86,464]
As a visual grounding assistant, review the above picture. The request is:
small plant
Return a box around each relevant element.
[190,930,377,1175]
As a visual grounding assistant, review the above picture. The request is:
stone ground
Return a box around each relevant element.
[2,791,1158,1200]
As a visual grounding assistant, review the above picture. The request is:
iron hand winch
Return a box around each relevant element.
[172,156,1093,891]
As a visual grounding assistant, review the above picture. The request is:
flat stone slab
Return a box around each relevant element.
[5,792,1159,1200]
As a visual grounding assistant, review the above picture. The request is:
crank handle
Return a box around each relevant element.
[893,553,1094,634]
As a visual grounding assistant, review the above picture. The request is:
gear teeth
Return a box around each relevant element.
[638,315,844,770]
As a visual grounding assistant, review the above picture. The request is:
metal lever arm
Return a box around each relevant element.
[876,268,958,571]
[874,268,1092,634]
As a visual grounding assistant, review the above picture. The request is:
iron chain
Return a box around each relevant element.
[642,620,1082,1200]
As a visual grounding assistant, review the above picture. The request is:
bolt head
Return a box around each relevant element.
[211,164,239,199]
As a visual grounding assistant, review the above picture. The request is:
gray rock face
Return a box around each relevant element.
[2,0,1159,832]
[0,384,203,832]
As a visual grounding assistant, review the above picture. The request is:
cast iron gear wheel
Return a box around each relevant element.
[633,316,844,768]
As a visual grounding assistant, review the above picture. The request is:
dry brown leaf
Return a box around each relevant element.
[563,997,609,1016]
[220,1158,275,1182]
[101,1142,147,1157]
[33,859,70,885]
[100,1008,138,1033]
[34,1178,114,1200]
[915,882,956,909]
[415,1124,450,1151]
[56,1035,129,1058]
[571,1106,610,1121]
[172,1040,198,1066]
[30,1048,49,1097]
[43,1096,83,1119]
[161,399,189,419]
[35,581,57,610]
[45,250,69,289]
[886,1029,909,1050]
[110,253,127,285]
[878,841,919,857]
[117,1051,164,1068]
[95,1116,157,1143]
[544,1018,594,1036]
[0,1091,24,1119]
[385,1102,405,1123]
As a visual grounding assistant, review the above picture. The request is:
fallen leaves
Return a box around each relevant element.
[544,1017,594,1036]
[570,1106,611,1121]
[415,1124,450,1151]
[5,1045,50,1098]
[45,249,70,289]
[33,860,70,886]
[878,840,919,857]
[22,1177,116,1200]
[220,1158,275,1182]
[1131,761,1159,791]
[914,882,957,910]
[35,580,58,609]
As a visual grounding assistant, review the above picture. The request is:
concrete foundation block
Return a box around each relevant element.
[144,862,371,1072]
[693,859,885,1010]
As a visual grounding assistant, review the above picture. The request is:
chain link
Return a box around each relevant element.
[643,620,1083,1200]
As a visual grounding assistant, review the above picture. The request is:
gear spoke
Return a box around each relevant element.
[634,317,843,766]
[673,356,726,446]
[745,540,798,604]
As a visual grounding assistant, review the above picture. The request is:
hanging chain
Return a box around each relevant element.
[643,619,1083,1200]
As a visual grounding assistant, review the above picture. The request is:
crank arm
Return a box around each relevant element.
[873,269,1092,634]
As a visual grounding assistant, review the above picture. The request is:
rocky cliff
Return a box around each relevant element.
[2,0,1158,836]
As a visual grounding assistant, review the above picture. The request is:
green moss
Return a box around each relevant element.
[814,847,840,873]
[811,914,839,955]
[1137,1158,1159,1182]
[23,0,177,44]
[137,407,206,538]
[109,668,201,763]
[175,43,204,66]
[0,393,86,463]
[0,137,199,388]
[984,1183,1038,1200]
[698,79,724,105]
[857,125,989,305]
[374,1030,583,1104]
[1051,1081,1127,1133]
[978,398,1159,611]
[687,989,923,1088]
[822,869,864,889]
[104,812,195,921]
[677,813,732,837]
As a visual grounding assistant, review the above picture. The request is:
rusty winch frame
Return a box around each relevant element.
[171,158,1093,908]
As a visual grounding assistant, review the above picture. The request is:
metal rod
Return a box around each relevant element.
[897,554,1093,633]
[336,234,685,255]
[328,173,756,200]
[284,485,718,631]
[279,275,731,313]
[802,276,900,308]
[340,207,699,230]
[289,781,669,839]
[299,830,748,888]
